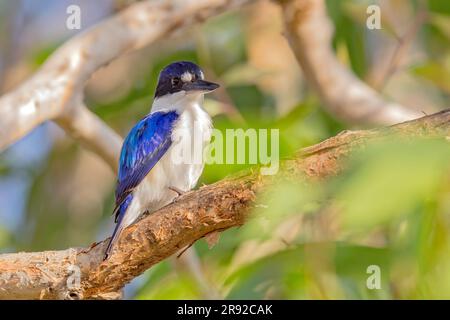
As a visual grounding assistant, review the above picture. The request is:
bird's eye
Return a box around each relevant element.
[171,77,181,86]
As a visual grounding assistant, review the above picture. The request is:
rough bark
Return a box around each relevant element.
[0,109,448,300]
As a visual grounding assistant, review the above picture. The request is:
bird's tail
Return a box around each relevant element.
[104,194,133,260]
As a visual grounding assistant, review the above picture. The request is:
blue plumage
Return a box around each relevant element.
[107,193,133,254]
[104,61,218,260]
[105,111,179,257]
[115,111,179,210]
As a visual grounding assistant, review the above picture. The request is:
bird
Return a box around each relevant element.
[104,61,219,259]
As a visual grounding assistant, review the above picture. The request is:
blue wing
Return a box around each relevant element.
[105,110,179,259]
[114,110,179,216]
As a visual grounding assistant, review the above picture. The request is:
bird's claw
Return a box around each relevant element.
[169,186,185,197]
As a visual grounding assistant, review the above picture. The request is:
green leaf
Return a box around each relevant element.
[335,138,450,230]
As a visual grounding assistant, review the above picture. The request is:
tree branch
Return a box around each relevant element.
[0,0,446,301]
[0,109,448,299]
[0,0,252,301]
[279,0,423,125]
[0,0,252,170]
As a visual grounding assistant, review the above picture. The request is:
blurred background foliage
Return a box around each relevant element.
[0,0,449,299]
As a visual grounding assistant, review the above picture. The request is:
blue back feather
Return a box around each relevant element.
[105,110,179,258]
[114,111,179,214]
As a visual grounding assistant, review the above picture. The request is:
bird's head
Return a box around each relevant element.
[154,61,219,100]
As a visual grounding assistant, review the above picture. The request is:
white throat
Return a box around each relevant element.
[151,91,204,113]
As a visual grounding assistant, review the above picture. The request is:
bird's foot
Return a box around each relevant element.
[169,186,186,197]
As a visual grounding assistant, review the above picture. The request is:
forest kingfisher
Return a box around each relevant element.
[104,61,219,259]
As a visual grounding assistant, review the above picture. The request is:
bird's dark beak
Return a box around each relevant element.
[185,79,220,93]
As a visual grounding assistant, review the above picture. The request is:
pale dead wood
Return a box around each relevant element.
[279,0,423,125]
[0,109,448,300]
[0,0,253,170]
